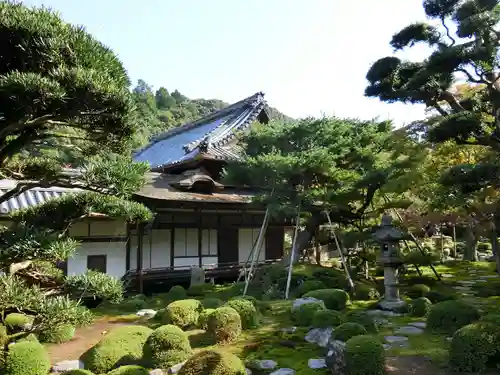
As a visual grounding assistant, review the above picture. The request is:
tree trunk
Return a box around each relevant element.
[464,225,478,261]
[314,229,322,266]
[285,212,325,265]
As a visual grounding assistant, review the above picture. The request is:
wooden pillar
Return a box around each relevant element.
[197,209,203,267]
[170,227,175,269]
[136,222,145,294]
[125,223,131,272]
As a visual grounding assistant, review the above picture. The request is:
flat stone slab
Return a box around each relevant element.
[384,336,409,346]
[136,309,157,318]
[247,360,277,370]
[51,360,84,372]
[441,274,454,278]
[280,327,297,333]
[479,275,499,279]
[308,358,326,369]
[408,322,426,328]
[366,309,402,317]
[270,369,296,375]
[458,280,476,285]
[452,286,471,291]
[395,326,424,335]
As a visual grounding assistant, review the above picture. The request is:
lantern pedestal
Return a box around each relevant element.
[378,262,406,311]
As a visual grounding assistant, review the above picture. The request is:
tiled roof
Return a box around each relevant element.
[133,92,267,170]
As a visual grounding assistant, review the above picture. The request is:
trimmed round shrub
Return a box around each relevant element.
[4,313,32,333]
[295,280,326,296]
[229,295,258,307]
[345,335,385,375]
[354,285,380,301]
[312,268,343,278]
[17,333,39,344]
[178,349,246,375]
[423,290,456,303]
[207,307,242,343]
[449,322,500,372]
[39,323,75,343]
[291,302,326,326]
[226,299,259,329]
[202,298,224,309]
[345,312,378,333]
[4,341,50,375]
[107,365,149,375]
[121,298,147,311]
[61,370,95,375]
[427,300,480,334]
[143,324,192,369]
[168,285,188,300]
[311,309,343,328]
[410,297,432,317]
[198,309,215,330]
[81,325,153,374]
[406,284,431,299]
[187,283,214,297]
[333,322,367,342]
[164,299,203,328]
[303,289,349,310]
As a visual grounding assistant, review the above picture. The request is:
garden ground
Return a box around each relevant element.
[47,261,500,375]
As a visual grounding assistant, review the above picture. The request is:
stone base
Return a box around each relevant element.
[378,299,407,312]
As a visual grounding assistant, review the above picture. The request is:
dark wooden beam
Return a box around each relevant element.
[197,209,202,267]
[137,223,145,294]
[125,223,131,272]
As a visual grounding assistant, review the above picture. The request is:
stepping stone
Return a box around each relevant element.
[247,360,278,370]
[441,274,454,278]
[453,286,471,291]
[281,327,297,333]
[136,309,157,318]
[479,275,498,279]
[308,358,326,369]
[383,344,392,350]
[458,281,476,285]
[51,360,84,372]
[366,309,402,317]
[476,279,487,283]
[408,322,426,328]
[384,336,409,346]
[305,327,333,347]
[395,326,424,335]
[270,369,295,375]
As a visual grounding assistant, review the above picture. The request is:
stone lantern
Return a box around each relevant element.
[372,213,407,311]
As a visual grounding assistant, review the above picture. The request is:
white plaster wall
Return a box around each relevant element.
[238,228,266,264]
[173,256,218,270]
[67,241,126,279]
[130,229,171,270]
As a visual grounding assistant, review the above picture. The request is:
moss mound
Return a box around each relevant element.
[291,302,326,326]
[81,325,153,374]
[345,335,385,375]
[410,297,432,317]
[354,285,380,301]
[303,289,350,310]
[168,285,188,300]
[202,298,224,309]
[296,280,326,296]
[164,299,203,328]
[406,284,431,299]
[449,322,500,372]
[345,311,378,333]
[107,365,150,375]
[39,323,75,343]
[480,313,500,326]
[61,370,95,375]
[207,307,242,343]
[225,299,259,329]
[427,300,480,334]
[333,322,367,342]
[311,309,343,328]
[229,295,258,307]
[4,313,31,333]
[143,324,192,369]
[423,290,456,303]
[198,309,215,330]
[4,341,50,375]
[178,349,246,375]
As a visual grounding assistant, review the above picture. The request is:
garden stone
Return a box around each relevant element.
[168,361,186,374]
[190,266,205,286]
[292,297,325,311]
[247,360,278,370]
[137,309,157,318]
[150,370,165,375]
[458,281,476,286]
[452,286,471,291]
[395,326,424,335]
[441,273,453,278]
[408,322,426,328]
[325,340,346,374]
[479,275,498,279]
[308,358,327,369]
[384,336,409,347]
[305,327,333,347]
[366,309,402,317]
[270,369,295,375]
[246,369,252,375]
[280,326,297,333]
[383,344,391,350]
[51,360,84,372]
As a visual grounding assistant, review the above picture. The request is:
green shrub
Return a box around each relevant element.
[4,341,50,375]
[225,299,259,329]
[177,349,246,375]
[303,289,350,310]
[312,268,343,278]
[410,297,432,317]
[16,334,39,344]
[168,285,188,300]
[81,325,153,374]
[229,295,258,307]
[427,300,480,334]
[198,309,215,330]
[202,298,224,309]
[345,312,378,333]
[4,314,31,333]
[423,290,456,303]
[291,302,326,326]
[38,323,75,343]
[143,324,192,369]
[296,280,326,296]
[406,284,430,299]
[449,322,500,372]
[106,365,149,375]
[354,285,380,301]
[61,370,95,375]
[345,335,385,375]
[480,313,500,326]
[207,307,242,343]
[311,309,343,328]
[164,299,203,328]
[187,283,214,297]
[120,298,147,311]
[333,322,367,342]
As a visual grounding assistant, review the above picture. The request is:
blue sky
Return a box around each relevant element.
[21,0,432,126]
